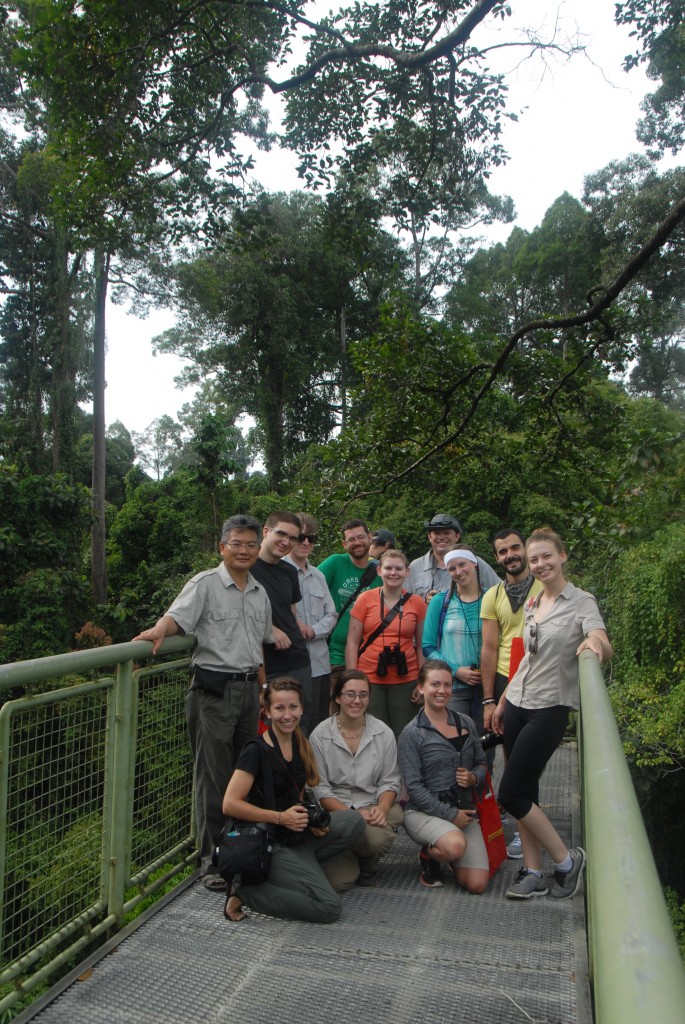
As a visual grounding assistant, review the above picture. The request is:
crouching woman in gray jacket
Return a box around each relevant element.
[398,659,489,893]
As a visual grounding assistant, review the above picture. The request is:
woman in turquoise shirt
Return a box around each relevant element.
[422,548,484,728]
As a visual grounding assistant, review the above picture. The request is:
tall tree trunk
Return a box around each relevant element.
[91,249,110,604]
[50,230,80,474]
[340,302,347,432]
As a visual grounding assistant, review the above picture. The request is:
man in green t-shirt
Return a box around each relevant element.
[318,519,382,676]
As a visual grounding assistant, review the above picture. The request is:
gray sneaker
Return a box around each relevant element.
[505,868,548,899]
[550,847,586,899]
[506,832,523,859]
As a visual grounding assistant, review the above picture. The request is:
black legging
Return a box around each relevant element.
[498,701,569,820]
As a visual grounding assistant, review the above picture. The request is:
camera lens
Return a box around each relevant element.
[479,731,504,750]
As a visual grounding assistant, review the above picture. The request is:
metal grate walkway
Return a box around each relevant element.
[23,744,589,1024]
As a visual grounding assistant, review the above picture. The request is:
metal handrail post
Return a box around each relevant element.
[106,657,136,924]
[579,649,685,1024]
[0,703,10,955]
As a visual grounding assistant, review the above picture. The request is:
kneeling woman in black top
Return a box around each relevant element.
[222,676,365,922]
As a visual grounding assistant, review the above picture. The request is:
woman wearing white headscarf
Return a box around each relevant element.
[422,547,485,727]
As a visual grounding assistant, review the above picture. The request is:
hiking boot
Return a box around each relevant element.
[506,832,523,859]
[505,868,548,899]
[419,847,443,888]
[550,847,587,899]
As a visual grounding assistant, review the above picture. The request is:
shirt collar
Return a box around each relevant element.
[218,561,258,591]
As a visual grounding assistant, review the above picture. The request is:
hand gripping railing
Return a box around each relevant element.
[578,650,685,1023]
[0,637,198,1016]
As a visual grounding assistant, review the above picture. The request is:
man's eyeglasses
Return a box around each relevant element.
[272,528,299,544]
[297,534,318,544]
[339,691,370,702]
[224,541,259,551]
[343,534,369,545]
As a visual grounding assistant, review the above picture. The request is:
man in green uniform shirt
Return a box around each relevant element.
[318,519,382,685]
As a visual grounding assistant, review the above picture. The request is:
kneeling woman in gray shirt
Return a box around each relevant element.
[493,528,612,901]
[398,660,489,893]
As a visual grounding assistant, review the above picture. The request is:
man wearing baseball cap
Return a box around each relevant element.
[369,529,397,560]
[407,513,500,603]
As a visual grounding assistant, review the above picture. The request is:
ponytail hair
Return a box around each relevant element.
[526,527,567,556]
[418,659,453,685]
[263,676,320,786]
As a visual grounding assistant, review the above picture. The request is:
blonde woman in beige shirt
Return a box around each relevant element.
[492,528,611,901]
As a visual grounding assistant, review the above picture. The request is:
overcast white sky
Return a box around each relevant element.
[99,0,667,435]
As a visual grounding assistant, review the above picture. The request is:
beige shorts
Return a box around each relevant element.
[403,809,489,870]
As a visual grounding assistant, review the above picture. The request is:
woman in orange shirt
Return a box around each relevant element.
[345,549,426,738]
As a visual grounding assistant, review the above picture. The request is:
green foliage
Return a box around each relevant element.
[159,190,407,487]
[664,887,685,959]
[291,297,637,569]
[0,133,93,476]
[570,399,685,588]
[0,466,93,662]
[73,417,137,507]
[616,1,685,156]
[106,470,216,634]
[607,523,685,769]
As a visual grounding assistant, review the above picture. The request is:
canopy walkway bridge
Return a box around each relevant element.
[1,640,683,1024]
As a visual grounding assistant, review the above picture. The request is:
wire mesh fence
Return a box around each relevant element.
[130,665,194,875]
[1,683,111,973]
[0,641,197,1016]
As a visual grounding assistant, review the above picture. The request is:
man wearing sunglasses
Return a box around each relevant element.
[284,512,338,732]
[251,510,314,733]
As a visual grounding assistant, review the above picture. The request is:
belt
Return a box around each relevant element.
[223,671,259,682]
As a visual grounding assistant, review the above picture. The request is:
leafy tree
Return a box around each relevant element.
[158,190,407,487]
[106,467,245,635]
[616,0,685,155]
[0,466,92,663]
[0,133,92,475]
[445,193,606,342]
[73,417,137,507]
[605,521,685,887]
[132,416,186,482]
[7,2,573,225]
[584,157,685,406]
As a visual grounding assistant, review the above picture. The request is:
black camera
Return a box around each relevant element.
[479,731,504,751]
[438,786,475,812]
[376,643,408,677]
[301,801,331,829]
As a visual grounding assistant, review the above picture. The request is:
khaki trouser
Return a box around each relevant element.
[323,802,404,891]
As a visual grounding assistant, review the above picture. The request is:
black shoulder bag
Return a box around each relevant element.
[212,741,276,886]
[358,592,410,656]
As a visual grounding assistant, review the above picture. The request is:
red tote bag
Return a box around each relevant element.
[475,771,507,877]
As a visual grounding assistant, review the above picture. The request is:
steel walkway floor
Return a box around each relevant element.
[25,743,590,1024]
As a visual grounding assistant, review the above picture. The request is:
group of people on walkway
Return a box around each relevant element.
[134,512,611,922]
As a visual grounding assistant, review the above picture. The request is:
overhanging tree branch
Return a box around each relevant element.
[353,193,685,497]
[243,0,502,93]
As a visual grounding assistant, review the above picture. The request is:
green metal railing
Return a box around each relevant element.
[579,650,685,1024]
[0,638,198,1016]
